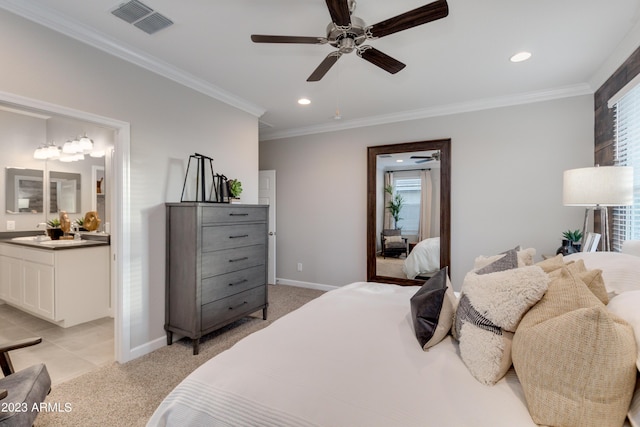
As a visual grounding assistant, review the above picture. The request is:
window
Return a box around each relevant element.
[612,82,640,252]
[393,174,421,235]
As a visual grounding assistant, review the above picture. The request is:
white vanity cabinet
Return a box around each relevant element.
[0,243,110,327]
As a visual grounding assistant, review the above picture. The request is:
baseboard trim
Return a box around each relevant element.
[275,278,339,292]
[127,336,166,361]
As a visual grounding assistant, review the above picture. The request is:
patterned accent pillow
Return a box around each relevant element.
[410,268,457,350]
[453,262,549,385]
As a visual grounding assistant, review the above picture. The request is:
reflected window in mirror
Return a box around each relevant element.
[5,167,44,214]
[367,140,451,286]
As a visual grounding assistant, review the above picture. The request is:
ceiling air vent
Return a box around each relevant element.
[111,0,173,34]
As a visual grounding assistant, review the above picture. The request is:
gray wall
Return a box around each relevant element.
[0,9,260,358]
[259,95,594,289]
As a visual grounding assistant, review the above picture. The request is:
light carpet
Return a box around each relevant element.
[34,284,325,427]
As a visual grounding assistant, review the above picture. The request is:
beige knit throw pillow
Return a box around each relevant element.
[512,267,636,427]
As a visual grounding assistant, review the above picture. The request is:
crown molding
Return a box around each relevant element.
[259,83,594,141]
[0,0,266,118]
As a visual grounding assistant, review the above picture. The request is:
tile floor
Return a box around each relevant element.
[0,303,114,385]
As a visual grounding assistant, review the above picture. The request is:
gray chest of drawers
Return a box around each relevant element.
[165,203,269,354]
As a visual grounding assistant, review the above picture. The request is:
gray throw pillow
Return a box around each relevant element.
[410,267,457,350]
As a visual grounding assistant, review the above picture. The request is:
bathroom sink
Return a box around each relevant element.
[11,236,50,242]
[38,239,84,246]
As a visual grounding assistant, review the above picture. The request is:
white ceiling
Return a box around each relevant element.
[2,0,640,141]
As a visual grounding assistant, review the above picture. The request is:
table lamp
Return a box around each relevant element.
[563,165,633,251]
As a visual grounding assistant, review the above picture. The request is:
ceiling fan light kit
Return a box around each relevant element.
[251,0,449,82]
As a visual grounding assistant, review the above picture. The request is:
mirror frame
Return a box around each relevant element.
[367,139,451,286]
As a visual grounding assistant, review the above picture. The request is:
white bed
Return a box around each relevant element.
[148,250,640,427]
[148,282,536,426]
[403,236,440,279]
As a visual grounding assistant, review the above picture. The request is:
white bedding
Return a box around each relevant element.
[403,237,440,279]
[148,282,536,427]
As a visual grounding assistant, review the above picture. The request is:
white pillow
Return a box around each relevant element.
[607,290,640,371]
[622,240,640,257]
[564,252,640,295]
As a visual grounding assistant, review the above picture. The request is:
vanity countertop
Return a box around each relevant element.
[0,230,110,250]
[0,238,109,250]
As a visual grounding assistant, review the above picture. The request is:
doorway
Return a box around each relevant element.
[0,89,131,364]
[259,170,276,284]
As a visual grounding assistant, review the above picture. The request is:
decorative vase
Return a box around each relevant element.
[571,242,582,252]
[556,239,577,255]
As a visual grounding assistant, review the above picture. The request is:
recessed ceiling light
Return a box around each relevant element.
[510,51,532,63]
[396,159,404,163]
[298,98,311,105]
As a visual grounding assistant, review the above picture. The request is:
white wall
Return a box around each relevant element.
[259,95,594,289]
[0,10,260,356]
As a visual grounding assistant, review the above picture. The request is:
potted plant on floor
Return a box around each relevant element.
[384,185,404,229]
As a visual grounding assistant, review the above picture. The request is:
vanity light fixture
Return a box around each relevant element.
[78,133,94,151]
[33,142,61,160]
[510,51,532,63]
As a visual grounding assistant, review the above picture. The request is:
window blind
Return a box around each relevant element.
[613,82,640,252]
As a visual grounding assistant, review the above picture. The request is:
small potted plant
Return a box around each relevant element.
[556,229,583,255]
[75,217,87,231]
[228,179,243,203]
[46,218,64,240]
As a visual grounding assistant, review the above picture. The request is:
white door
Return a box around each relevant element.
[259,170,276,284]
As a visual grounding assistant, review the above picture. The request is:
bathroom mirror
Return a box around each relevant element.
[5,167,44,214]
[367,139,451,286]
[49,171,81,213]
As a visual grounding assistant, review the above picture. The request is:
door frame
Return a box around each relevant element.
[0,90,132,362]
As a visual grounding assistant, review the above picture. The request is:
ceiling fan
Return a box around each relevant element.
[251,0,449,82]
[411,151,440,164]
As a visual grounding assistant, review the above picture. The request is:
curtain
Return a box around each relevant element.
[383,171,393,230]
[418,169,433,241]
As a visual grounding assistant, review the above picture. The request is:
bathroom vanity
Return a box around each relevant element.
[0,237,110,327]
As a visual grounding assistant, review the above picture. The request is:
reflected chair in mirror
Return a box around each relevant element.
[0,337,51,427]
[381,229,408,258]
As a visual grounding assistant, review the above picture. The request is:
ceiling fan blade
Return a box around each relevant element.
[251,35,327,44]
[307,52,342,82]
[325,0,351,27]
[367,0,449,39]
[357,47,406,74]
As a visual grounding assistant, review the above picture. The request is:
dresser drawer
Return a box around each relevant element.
[202,207,267,224]
[202,245,265,278]
[201,286,266,330]
[201,265,265,305]
[202,223,266,252]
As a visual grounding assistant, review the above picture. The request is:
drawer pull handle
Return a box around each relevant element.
[229,257,249,263]
[229,279,248,287]
[229,234,249,239]
[228,301,248,310]
[229,213,249,217]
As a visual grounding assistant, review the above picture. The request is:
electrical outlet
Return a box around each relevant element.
[6,221,15,230]
[297,262,303,272]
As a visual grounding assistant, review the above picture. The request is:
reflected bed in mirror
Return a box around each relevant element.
[5,167,44,214]
[367,139,451,286]
[50,171,81,214]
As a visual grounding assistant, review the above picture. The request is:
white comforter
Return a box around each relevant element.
[403,236,440,279]
[148,282,536,427]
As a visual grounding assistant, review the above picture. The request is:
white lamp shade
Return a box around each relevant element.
[563,166,634,206]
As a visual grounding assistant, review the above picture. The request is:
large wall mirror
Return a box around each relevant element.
[5,167,44,214]
[367,139,451,286]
